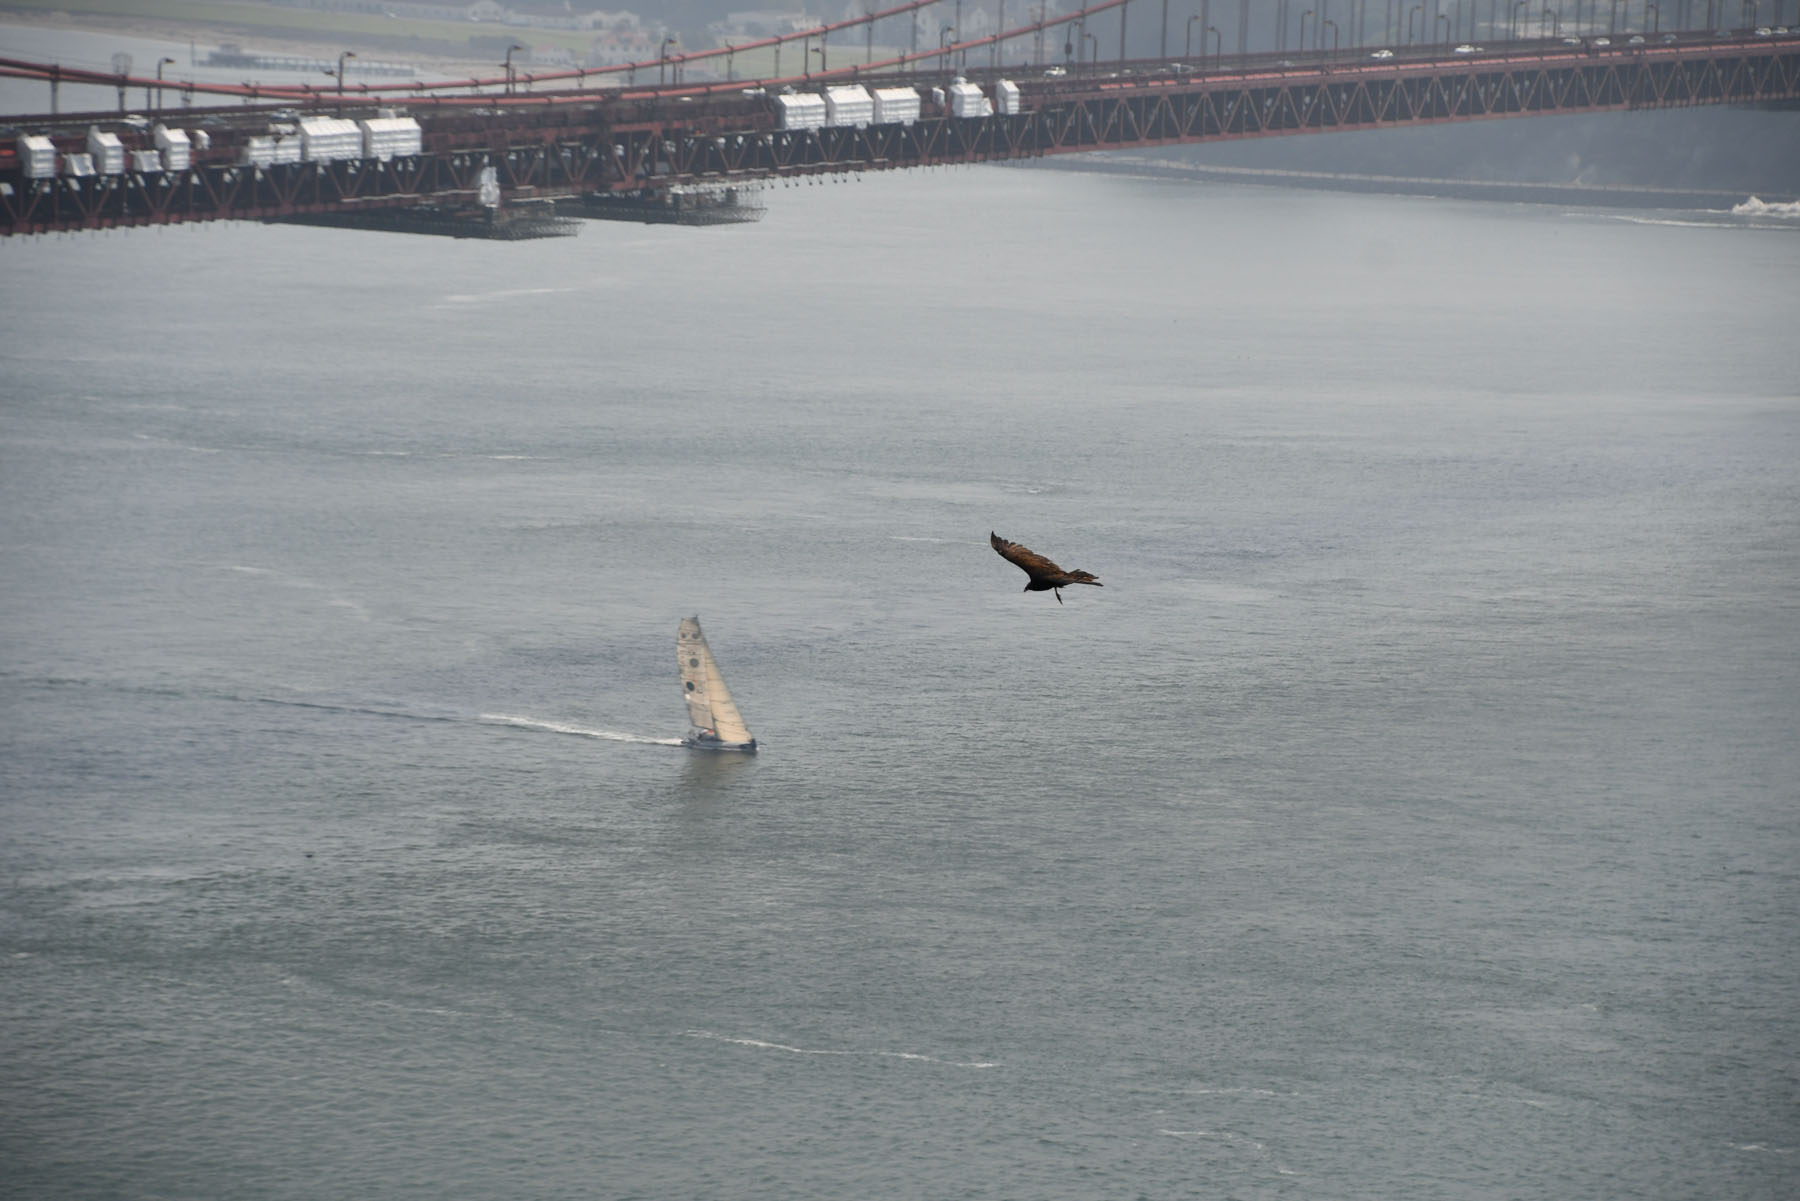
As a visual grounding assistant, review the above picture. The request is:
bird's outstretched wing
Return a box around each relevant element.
[990,531,1072,584]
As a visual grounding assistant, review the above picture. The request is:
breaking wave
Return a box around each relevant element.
[683,1029,996,1069]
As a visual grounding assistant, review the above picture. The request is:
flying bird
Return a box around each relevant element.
[990,532,1104,604]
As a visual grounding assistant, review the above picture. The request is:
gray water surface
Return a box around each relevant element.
[3,169,1797,1199]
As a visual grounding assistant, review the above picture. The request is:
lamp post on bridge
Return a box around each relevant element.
[1511,0,1528,35]
[1645,2,1659,29]
[1162,0,1171,56]
[1409,3,1424,39]
[153,56,174,114]
[1085,29,1099,60]
[1324,17,1340,47]
[323,49,355,113]
[1209,24,1222,63]
[1438,10,1451,38]
[1543,5,1560,33]
[1187,13,1202,54]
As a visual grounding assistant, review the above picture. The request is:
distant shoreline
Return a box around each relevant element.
[0,11,494,71]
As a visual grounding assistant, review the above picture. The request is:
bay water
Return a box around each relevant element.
[2,167,1797,1198]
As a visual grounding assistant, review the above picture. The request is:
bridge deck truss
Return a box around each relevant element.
[3,38,1796,236]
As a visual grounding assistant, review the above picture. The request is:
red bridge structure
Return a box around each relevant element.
[3,8,1797,238]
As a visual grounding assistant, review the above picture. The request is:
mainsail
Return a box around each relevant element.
[678,617,754,746]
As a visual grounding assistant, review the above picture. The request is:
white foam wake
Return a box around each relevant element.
[480,714,684,745]
[683,1029,996,1069]
[1732,196,1800,219]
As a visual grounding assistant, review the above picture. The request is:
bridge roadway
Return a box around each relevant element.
[3,30,1797,237]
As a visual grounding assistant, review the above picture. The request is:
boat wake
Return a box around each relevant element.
[1732,196,1800,219]
[480,713,684,745]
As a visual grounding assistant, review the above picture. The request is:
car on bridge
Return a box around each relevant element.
[1371,48,1395,58]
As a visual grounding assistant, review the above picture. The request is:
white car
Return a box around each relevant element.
[1593,36,1611,45]
[1453,43,1481,53]
[1371,48,1395,58]
[1627,34,1644,43]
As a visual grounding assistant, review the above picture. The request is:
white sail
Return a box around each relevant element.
[678,617,754,746]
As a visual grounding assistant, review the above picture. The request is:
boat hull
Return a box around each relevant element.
[683,732,758,754]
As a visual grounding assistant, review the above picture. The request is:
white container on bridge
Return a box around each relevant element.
[153,124,191,171]
[130,149,163,173]
[61,153,96,178]
[947,80,993,118]
[995,79,1022,115]
[297,116,362,162]
[871,86,920,125]
[358,116,423,161]
[241,136,276,167]
[272,136,303,165]
[18,135,56,179]
[823,84,873,128]
[86,128,125,175]
[774,92,827,130]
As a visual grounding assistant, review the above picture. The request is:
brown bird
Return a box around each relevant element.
[990,532,1104,604]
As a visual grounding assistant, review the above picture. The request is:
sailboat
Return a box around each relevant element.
[677,617,758,753]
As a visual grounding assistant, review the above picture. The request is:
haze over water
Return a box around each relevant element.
[3,167,1797,1199]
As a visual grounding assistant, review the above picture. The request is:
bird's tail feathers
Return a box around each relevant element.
[1068,571,1103,586]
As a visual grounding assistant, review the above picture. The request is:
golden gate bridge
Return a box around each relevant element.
[2,1,1796,238]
